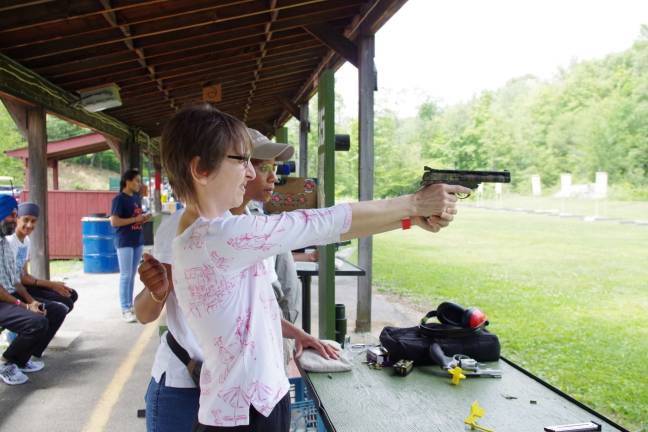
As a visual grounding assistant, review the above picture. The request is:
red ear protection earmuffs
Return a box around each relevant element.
[420,301,488,330]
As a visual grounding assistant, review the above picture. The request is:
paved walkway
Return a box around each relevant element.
[0,270,158,432]
[0,264,422,431]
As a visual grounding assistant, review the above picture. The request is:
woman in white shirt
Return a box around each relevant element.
[135,135,337,432]
[160,104,469,431]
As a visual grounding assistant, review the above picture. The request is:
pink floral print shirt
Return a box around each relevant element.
[172,204,352,426]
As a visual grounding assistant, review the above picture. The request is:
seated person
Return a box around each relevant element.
[7,202,78,312]
[0,196,68,385]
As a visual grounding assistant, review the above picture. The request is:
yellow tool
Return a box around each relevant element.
[448,366,466,385]
[464,401,495,432]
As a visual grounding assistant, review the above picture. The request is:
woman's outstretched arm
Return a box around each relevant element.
[342,184,471,240]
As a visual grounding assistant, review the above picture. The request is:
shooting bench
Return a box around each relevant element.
[301,349,627,431]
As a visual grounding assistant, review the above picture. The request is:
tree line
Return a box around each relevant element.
[293,25,648,200]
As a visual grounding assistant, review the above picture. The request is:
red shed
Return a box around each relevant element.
[7,133,117,259]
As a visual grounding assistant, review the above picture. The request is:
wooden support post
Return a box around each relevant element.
[119,131,141,173]
[23,159,29,191]
[299,104,309,177]
[275,126,288,144]
[51,160,59,190]
[27,106,49,279]
[119,142,129,174]
[356,33,376,333]
[2,96,49,278]
[317,69,336,340]
[153,166,162,214]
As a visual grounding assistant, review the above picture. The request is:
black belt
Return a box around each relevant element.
[166,331,202,387]
[166,331,191,366]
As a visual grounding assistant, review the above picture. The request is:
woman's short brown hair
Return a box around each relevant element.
[160,104,250,207]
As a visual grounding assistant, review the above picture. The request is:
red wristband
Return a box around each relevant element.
[401,217,411,230]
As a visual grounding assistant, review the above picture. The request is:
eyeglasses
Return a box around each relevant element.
[227,154,251,168]
[256,163,278,174]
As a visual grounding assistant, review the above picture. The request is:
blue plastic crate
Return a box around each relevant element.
[289,377,326,432]
[290,376,308,402]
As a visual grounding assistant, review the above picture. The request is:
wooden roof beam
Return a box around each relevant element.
[107,42,324,96]
[148,31,316,67]
[13,2,356,78]
[132,34,267,71]
[117,102,173,118]
[0,1,55,13]
[277,97,300,119]
[25,17,317,74]
[119,108,177,124]
[122,105,177,121]
[0,53,149,147]
[171,81,300,109]
[1,2,255,48]
[248,109,286,122]
[8,0,326,63]
[50,41,310,86]
[244,0,279,122]
[158,57,316,92]
[275,0,407,128]
[303,23,358,67]
[217,88,302,109]
[138,1,359,55]
[2,0,291,53]
[32,51,137,77]
[98,0,178,114]
[120,63,259,94]
[0,0,167,34]
[147,48,319,85]
[123,76,247,100]
[117,94,174,110]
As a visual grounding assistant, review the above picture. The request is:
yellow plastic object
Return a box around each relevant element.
[448,366,466,385]
[464,401,495,432]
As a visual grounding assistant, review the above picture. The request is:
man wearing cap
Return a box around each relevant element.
[0,196,67,385]
[134,129,336,432]
[237,128,302,323]
[8,202,78,313]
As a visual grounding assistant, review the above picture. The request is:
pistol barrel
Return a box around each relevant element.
[421,167,510,188]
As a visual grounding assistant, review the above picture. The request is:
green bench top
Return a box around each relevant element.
[305,350,625,432]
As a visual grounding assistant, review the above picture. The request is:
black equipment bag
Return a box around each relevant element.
[379,302,501,365]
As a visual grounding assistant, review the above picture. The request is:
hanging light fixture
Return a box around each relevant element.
[79,83,122,112]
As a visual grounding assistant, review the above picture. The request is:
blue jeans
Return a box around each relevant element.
[116,245,143,311]
[145,373,200,432]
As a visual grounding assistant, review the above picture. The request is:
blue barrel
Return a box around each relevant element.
[82,216,119,273]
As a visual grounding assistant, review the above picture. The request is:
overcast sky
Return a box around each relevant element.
[335,0,648,118]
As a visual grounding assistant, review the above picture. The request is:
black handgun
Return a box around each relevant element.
[421,166,511,198]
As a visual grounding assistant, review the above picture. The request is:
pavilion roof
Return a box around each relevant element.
[0,0,406,139]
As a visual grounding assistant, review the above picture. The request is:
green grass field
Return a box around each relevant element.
[372,207,647,430]
[476,193,648,221]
